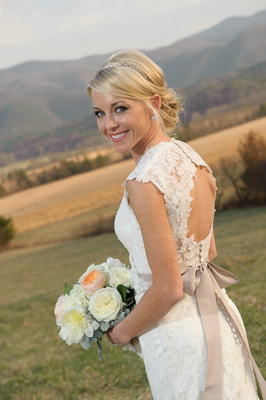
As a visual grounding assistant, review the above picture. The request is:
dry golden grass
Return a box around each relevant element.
[0,160,134,233]
[0,117,265,234]
[189,116,266,166]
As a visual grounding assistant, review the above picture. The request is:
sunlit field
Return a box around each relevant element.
[0,117,265,235]
[0,206,265,400]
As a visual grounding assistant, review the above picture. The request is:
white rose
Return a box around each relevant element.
[97,262,109,272]
[70,284,89,306]
[106,257,126,269]
[63,293,76,310]
[88,287,123,322]
[59,305,97,345]
[62,284,89,311]
[109,266,131,288]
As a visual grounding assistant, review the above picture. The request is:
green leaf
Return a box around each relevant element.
[117,284,127,302]
[80,335,93,350]
[93,329,103,340]
[112,311,126,327]
[64,283,72,295]
[100,321,111,332]
[97,339,103,362]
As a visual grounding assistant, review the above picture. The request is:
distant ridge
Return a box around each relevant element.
[148,9,266,60]
[1,60,265,162]
[0,9,265,155]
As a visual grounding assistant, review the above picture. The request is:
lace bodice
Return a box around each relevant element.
[115,139,215,282]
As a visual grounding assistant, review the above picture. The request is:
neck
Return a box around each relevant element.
[131,125,170,163]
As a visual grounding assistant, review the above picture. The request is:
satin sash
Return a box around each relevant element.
[181,261,266,400]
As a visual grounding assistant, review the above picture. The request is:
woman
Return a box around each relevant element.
[87,50,265,400]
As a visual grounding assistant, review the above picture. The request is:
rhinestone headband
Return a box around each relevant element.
[103,62,147,79]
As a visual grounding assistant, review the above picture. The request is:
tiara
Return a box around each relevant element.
[103,62,147,79]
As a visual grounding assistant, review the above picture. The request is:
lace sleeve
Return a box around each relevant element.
[123,141,185,201]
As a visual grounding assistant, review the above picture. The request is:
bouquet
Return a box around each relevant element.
[54,257,136,360]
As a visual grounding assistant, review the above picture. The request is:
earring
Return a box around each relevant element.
[151,115,157,121]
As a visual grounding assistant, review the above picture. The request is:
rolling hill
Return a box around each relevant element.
[0,60,265,163]
[1,117,265,234]
[0,9,265,148]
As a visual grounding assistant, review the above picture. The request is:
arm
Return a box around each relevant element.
[107,180,183,346]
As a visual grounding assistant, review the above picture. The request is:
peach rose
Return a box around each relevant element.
[80,270,106,298]
[54,294,64,325]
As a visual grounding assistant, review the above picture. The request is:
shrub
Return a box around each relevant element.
[75,215,115,238]
[94,155,108,168]
[7,169,33,190]
[238,130,266,169]
[257,102,266,118]
[0,216,16,247]
[0,184,6,198]
[238,131,266,203]
[214,131,266,209]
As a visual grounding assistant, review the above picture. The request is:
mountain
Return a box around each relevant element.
[149,12,266,87]
[1,60,265,162]
[0,9,265,150]
[149,9,266,59]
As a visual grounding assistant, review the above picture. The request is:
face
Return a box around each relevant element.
[91,90,153,155]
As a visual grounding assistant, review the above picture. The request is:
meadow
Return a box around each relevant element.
[0,206,265,400]
[0,117,265,399]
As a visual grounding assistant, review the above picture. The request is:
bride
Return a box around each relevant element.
[87,49,265,400]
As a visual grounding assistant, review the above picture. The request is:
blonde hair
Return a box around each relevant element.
[87,49,182,133]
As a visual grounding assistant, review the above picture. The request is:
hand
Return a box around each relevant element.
[106,324,131,347]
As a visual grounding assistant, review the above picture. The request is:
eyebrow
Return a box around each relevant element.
[93,100,128,110]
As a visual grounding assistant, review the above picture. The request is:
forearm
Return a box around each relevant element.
[110,282,182,345]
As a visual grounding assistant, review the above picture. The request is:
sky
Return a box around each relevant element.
[0,0,265,70]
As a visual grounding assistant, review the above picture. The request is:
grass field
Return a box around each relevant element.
[0,160,133,233]
[0,206,265,400]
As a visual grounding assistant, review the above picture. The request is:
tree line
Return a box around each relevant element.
[0,153,124,197]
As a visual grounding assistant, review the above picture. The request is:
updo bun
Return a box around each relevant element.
[87,49,182,133]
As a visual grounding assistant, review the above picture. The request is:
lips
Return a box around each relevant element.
[109,131,129,142]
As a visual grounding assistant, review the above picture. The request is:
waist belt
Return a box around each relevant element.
[181,261,266,400]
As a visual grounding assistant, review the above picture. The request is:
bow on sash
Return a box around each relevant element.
[181,261,266,400]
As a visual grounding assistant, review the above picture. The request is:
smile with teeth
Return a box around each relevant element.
[110,131,129,141]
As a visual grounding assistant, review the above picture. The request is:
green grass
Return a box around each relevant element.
[0,206,265,400]
[214,207,266,375]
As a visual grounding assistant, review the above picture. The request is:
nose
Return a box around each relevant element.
[105,114,118,132]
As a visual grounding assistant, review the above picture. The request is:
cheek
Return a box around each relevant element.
[97,119,105,134]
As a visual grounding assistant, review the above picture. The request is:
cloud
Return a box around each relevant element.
[0,0,265,69]
[0,0,37,47]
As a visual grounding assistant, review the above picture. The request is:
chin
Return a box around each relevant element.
[113,143,131,154]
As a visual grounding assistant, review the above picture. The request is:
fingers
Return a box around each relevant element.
[106,329,117,346]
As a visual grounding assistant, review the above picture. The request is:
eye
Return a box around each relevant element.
[94,110,105,118]
[115,106,127,113]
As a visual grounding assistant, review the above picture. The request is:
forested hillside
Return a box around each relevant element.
[0,61,265,164]
[0,10,265,147]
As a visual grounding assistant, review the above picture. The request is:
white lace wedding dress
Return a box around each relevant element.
[114,139,260,400]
